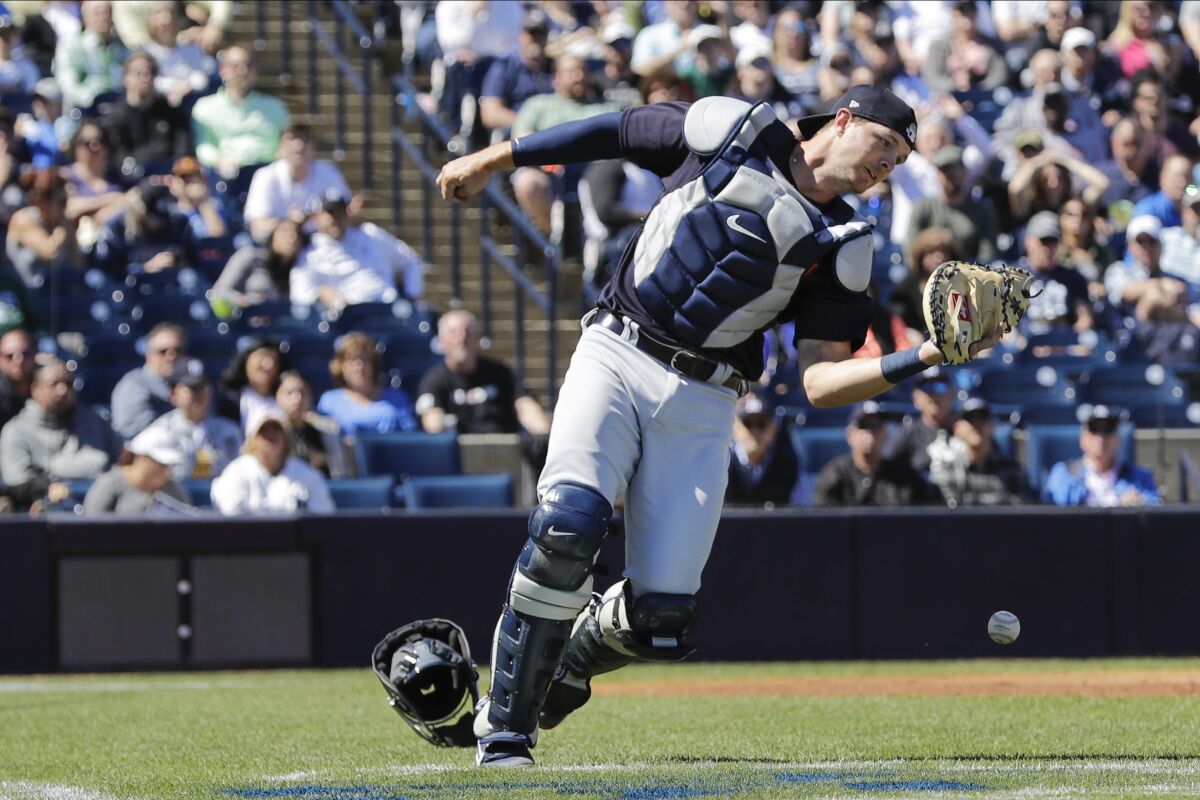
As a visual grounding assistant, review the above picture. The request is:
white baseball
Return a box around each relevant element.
[988,610,1020,645]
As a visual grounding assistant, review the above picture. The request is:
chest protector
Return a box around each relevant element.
[632,97,874,350]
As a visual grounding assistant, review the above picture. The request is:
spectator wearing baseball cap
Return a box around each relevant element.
[210,408,335,515]
[725,392,799,508]
[20,79,67,170]
[1018,211,1095,336]
[678,25,734,99]
[906,143,1000,266]
[729,40,804,120]
[596,20,641,109]
[1043,406,1160,507]
[886,368,956,475]
[477,11,555,138]
[82,425,190,515]
[1059,26,1124,116]
[813,400,940,507]
[1159,184,1200,284]
[141,358,243,481]
[928,398,1028,507]
[1104,214,1200,329]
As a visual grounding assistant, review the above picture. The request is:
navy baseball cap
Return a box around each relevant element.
[848,400,887,428]
[794,85,918,151]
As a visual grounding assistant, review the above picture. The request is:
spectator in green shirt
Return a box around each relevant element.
[190,44,289,179]
[52,0,130,112]
[511,54,622,234]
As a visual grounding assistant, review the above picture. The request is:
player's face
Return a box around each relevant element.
[837,117,910,195]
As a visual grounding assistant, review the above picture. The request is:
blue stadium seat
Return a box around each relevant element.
[275,329,336,360]
[124,267,210,298]
[402,473,514,509]
[1080,365,1189,407]
[1124,402,1200,429]
[1023,423,1136,491]
[354,431,461,482]
[788,427,851,474]
[79,330,140,362]
[1017,405,1085,426]
[131,295,213,334]
[326,476,396,510]
[384,354,440,389]
[182,479,213,508]
[331,302,414,334]
[184,327,239,361]
[788,405,854,429]
[75,362,139,406]
[979,365,1078,407]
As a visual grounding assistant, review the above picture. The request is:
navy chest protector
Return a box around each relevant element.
[631,97,874,351]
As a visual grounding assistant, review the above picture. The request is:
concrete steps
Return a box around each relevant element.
[228,3,577,404]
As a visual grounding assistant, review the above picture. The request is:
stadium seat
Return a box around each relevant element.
[1080,364,1189,407]
[402,473,514,509]
[1124,402,1200,429]
[1017,405,1085,426]
[75,362,139,405]
[182,479,213,508]
[326,476,396,510]
[1023,423,1135,491]
[788,427,851,475]
[789,405,854,429]
[124,267,210,298]
[330,301,418,334]
[979,365,1078,407]
[354,431,461,482]
[184,328,239,361]
[131,296,213,334]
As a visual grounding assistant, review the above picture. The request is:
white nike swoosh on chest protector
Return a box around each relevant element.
[726,214,767,243]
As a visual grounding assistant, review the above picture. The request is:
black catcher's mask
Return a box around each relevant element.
[371,618,480,747]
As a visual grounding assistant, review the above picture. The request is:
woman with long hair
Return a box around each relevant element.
[316,332,417,435]
[211,219,306,309]
[63,121,128,239]
[219,337,289,433]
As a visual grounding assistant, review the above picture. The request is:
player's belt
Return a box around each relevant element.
[588,311,747,394]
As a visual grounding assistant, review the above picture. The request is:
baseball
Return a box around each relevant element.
[988,611,1020,645]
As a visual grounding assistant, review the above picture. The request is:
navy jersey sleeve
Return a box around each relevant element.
[480,58,508,101]
[618,101,691,177]
[789,270,875,353]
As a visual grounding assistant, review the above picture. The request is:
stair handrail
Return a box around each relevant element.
[389,69,561,404]
[302,0,375,191]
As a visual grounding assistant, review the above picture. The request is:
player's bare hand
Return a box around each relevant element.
[436,142,515,204]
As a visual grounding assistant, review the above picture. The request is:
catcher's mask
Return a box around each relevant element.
[372,618,480,747]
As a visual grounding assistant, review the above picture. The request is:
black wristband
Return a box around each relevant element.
[880,345,930,384]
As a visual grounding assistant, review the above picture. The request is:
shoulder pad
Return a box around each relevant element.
[684,96,753,156]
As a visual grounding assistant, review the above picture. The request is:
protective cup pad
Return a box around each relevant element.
[684,96,752,156]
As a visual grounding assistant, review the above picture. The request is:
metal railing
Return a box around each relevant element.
[255,1,562,401]
[1180,451,1200,503]
[257,0,376,190]
[390,72,561,402]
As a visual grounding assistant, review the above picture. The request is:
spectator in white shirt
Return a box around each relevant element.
[210,408,334,515]
[243,123,350,242]
[289,191,423,311]
[141,0,216,107]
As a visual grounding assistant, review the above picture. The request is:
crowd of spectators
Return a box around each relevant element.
[0,0,1198,515]
[397,0,1200,508]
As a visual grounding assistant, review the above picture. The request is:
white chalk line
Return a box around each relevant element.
[0,678,314,695]
[0,782,119,800]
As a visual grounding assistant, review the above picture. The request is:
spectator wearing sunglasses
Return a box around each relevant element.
[928,398,1028,507]
[813,401,940,507]
[1043,405,1160,507]
[110,323,187,441]
[725,391,799,507]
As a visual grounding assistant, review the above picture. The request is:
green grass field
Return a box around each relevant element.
[3,660,1199,799]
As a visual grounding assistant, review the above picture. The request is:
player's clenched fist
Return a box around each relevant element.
[436,142,516,204]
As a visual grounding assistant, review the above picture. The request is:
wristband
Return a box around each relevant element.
[880,345,929,384]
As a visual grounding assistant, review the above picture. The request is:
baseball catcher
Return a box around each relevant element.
[435,84,1029,767]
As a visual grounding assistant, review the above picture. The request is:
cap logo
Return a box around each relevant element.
[849,100,861,108]
[951,291,972,323]
[906,123,917,142]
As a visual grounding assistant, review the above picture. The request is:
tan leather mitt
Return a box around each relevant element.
[922,261,1034,365]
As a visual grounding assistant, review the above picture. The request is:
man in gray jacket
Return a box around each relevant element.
[110,323,187,441]
[0,358,121,485]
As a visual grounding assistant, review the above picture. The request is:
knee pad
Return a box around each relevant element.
[594,579,697,662]
[509,483,612,621]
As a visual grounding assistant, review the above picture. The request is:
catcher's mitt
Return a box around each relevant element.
[922,261,1034,365]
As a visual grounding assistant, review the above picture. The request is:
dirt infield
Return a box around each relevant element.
[594,670,1200,698]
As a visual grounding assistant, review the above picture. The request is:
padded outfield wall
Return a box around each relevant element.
[1,508,1198,673]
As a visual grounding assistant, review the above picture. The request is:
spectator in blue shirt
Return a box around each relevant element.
[1131,154,1194,229]
[316,332,417,436]
[1043,405,1160,507]
[478,11,553,137]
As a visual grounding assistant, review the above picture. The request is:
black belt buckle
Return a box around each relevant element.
[669,349,714,381]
